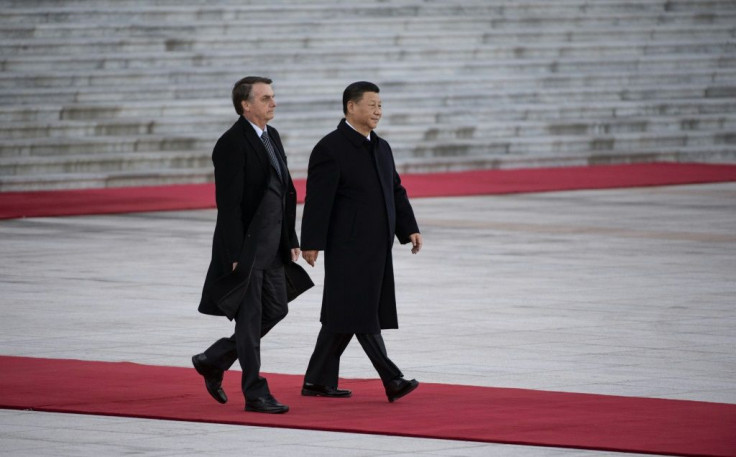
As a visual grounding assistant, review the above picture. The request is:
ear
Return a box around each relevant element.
[346,100,355,115]
[240,100,249,113]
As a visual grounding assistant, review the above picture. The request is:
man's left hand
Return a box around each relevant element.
[291,248,301,262]
[409,233,422,254]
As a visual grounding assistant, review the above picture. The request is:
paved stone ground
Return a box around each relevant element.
[1,182,735,456]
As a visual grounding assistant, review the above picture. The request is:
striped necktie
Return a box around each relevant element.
[260,130,284,181]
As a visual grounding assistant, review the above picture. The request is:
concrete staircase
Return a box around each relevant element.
[1,0,734,191]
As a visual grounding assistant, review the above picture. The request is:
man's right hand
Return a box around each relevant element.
[232,262,238,271]
[302,250,319,267]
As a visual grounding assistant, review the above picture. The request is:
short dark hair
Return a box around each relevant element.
[342,81,380,115]
[232,76,272,115]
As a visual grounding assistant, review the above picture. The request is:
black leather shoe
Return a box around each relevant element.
[245,394,289,414]
[385,377,419,403]
[302,383,352,398]
[191,353,227,404]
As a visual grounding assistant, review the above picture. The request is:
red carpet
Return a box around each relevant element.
[1,356,735,456]
[1,163,735,219]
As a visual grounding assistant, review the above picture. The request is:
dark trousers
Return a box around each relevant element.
[203,266,288,400]
[304,326,403,387]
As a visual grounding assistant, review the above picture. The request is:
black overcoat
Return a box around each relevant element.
[198,117,299,317]
[300,119,419,333]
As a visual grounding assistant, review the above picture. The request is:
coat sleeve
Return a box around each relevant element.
[287,179,300,250]
[300,142,340,251]
[288,199,300,250]
[392,162,420,245]
[212,134,245,263]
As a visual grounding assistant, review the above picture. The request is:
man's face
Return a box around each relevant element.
[242,83,276,128]
[348,92,382,133]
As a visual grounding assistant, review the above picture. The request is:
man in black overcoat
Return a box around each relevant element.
[300,81,423,402]
[192,76,301,414]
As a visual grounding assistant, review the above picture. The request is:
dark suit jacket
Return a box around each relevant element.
[300,119,419,333]
[198,116,300,317]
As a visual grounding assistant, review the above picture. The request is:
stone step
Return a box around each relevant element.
[374,116,736,144]
[3,129,735,180]
[2,53,733,91]
[2,21,733,43]
[5,0,735,12]
[3,96,735,126]
[394,130,736,159]
[0,0,715,12]
[0,17,531,40]
[3,68,735,105]
[5,77,735,110]
[2,4,734,27]
[8,82,734,124]
[0,150,212,177]
[0,135,215,158]
[3,25,734,55]
[3,39,735,73]
[1,128,732,168]
[0,168,214,192]
[393,145,736,173]
[3,113,734,144]
[311,131,736,162]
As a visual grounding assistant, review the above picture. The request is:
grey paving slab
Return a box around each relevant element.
[0,410,653,457]
[1,182,735,456]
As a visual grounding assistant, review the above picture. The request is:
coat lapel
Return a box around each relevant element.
[338,119,393,213]
[238,117,291,181]
[237,116,270,174]
[369,131,391,192]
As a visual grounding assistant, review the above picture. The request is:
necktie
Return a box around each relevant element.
[260,130,284,181]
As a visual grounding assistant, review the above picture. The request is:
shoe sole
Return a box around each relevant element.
[245,406,290,414]
[301,389,352,398]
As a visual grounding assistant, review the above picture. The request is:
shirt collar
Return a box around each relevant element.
[345,119,371,140]
[245,117,266,137]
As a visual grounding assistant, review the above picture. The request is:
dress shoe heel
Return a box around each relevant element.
[301,383,352,398]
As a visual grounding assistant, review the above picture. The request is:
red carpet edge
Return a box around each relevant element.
[1,163,736,220]
[1,356,735,457]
